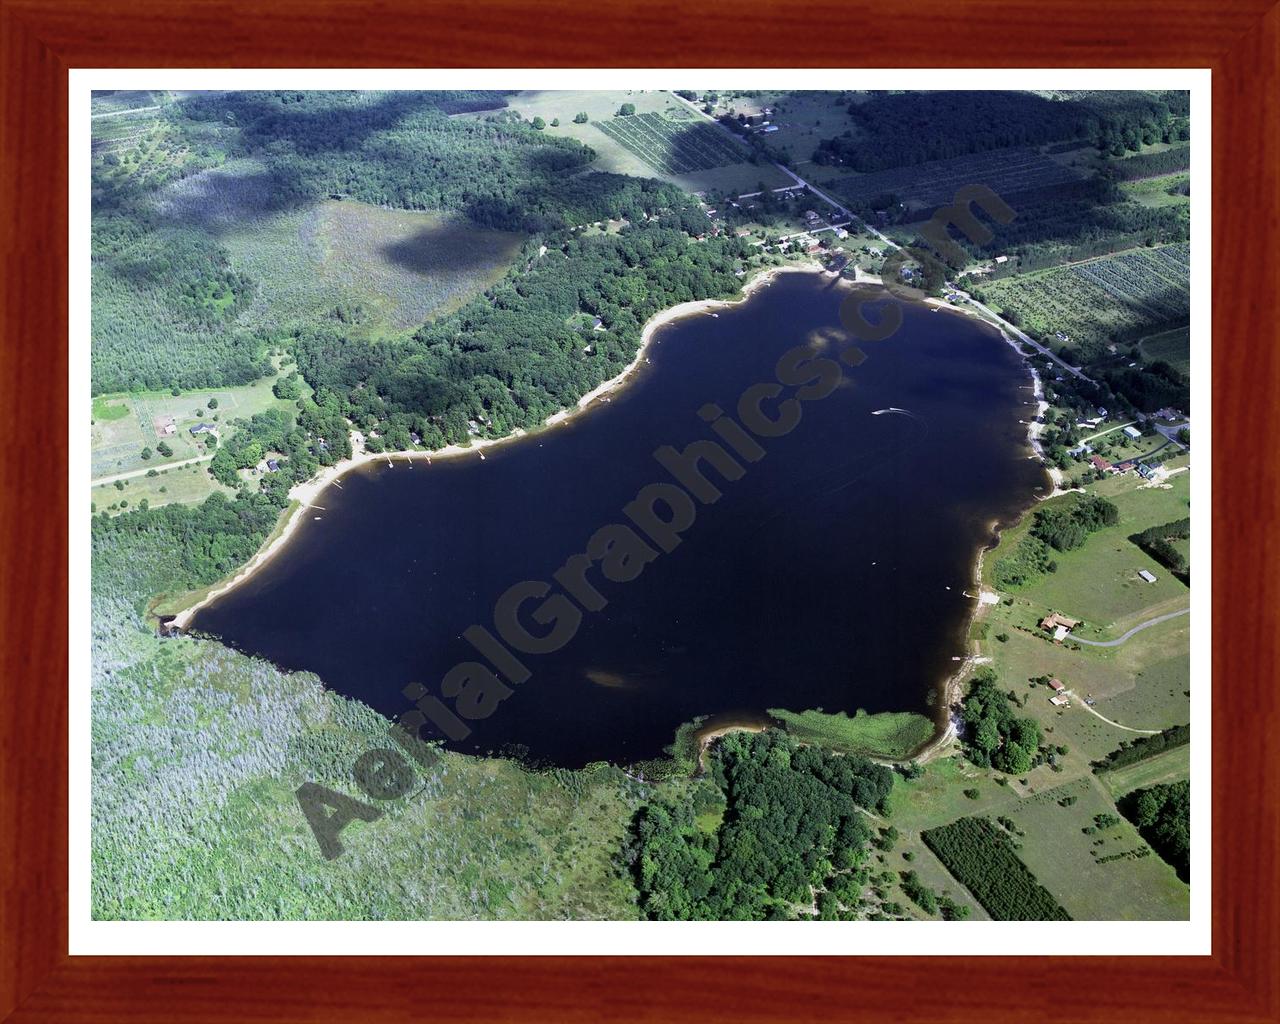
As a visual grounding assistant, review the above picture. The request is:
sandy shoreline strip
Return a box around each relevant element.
[910,298,1063,763]
[170,261,822,629]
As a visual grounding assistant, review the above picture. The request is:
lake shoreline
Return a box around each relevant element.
[910,299,1056,765]
[172,268,1050,772]
[169,261,822,629]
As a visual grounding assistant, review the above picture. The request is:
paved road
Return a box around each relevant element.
[93,453,213,486]
[961,293,1093,382]
[1068,607,1190,647]
[91,105,160,120]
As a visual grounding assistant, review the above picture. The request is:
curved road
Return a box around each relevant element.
[1068,607,1190,647]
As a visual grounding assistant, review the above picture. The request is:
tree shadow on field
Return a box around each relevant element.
[378,219,509,276]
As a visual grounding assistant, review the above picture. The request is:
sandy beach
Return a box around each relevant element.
[169,261,823,628]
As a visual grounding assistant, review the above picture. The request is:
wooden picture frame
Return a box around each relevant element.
[2,1,1275,1019]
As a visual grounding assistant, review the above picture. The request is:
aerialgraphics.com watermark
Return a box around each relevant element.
[296,184,1016,861]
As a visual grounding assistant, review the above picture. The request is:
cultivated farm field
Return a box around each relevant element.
[825,147,1082,214]
[1139,326,1192,375]
[593,112,747,175]
[982,243,1190,352]
[501,90,792,195]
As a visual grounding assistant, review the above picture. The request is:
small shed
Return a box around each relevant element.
[1138,569,1158,583]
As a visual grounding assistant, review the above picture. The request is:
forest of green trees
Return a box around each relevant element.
[1121,781,1190,881]
[1030,494,1119,551]
[813,90,1190,171]
[922,817,1071,920]
[960,669,1045,774]
[1133,517,1191,578]
[630,731,894,920]
[92,88,742,396]
[295,219,750,446]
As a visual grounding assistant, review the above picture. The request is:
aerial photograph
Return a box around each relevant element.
[89,86,1193,923]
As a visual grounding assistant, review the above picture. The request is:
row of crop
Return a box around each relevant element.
[983,244,1189,354]
[828,147,1080,209]
[594,114,742,174]
[922,816,1072,921]
[1072,248,1189,321]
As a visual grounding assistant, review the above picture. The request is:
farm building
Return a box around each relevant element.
[994,255,1008,264]
[1123,425,1143,439]
[1049,678,1065,692]
[1138,569,1158,583]
[1049,695,1070,707]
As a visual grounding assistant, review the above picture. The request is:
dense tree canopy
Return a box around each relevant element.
[961,668,1044,774]
[814,90,1189,172]
[1121,781,1189,881]
[631,731,893,920]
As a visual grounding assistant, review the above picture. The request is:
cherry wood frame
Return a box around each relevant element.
[2,1,1276,1020]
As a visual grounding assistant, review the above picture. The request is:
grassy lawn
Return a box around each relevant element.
[93,463,233,516]
[1120,173,1191,210]
[890,834,990,920]
[768,708,936,760]
[502,90,792,196]
[986,472,1191,630]
[1003,776,1188,920]
[1098,744,1191,799]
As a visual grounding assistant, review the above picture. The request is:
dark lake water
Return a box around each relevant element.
[192,272,1048,767]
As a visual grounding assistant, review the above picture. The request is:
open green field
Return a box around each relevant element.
[1121,173,1191,210]
[1004,776,1188,919]
[93,461,232,516]
[91,362,297,480]
[982,618,1189,761]
[769,708,936,760]
[885,755,1188,920]
[1140,326,1192,376]
[977,469,1191,767]
[984,472,1191,630]
[1099,744,1191,799]
[501,91,792,196]
[891,834,990,921]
